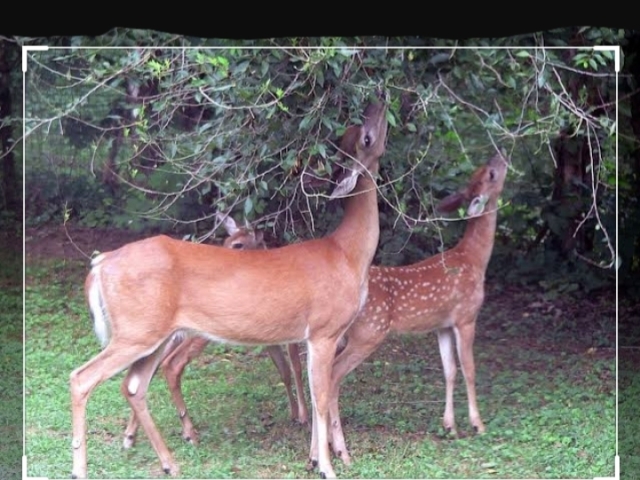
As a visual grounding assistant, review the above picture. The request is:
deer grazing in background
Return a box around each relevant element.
[117,151,509,470]
[69,93,388,479]
[120,212,309,452]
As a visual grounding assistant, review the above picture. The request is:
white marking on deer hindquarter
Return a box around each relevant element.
[88,265,110,348]
[128,374,140,395]
[90,253,106,267]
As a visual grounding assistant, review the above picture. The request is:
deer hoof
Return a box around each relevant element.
[474,423,486,434]
[163,467,180,478]
[162,463,179,477]
[183,433,199,445]
[123,434,135,449]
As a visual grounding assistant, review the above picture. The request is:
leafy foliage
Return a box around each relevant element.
[23,33,621,293]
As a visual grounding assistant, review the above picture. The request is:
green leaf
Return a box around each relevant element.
[428,52,451,67]
[321,116,334,132]
[338,48,359,57]
[299,115,315,131]
[244,196,254,216]
[387,112,397,128]
[317,143,327,159]
[537,71,547,88]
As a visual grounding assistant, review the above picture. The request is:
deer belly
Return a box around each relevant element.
[177,308,308,346]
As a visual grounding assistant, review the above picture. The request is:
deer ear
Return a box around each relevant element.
[330,126,362,199]
[466,194,489,216]
[435,192,465,213]
[330,169,360,199]
[217,213,239,236]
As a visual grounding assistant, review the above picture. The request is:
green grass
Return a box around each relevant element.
[620,348,640,480]
[0,242,23,480]
[619,291,640,480]
[25,256,615,479]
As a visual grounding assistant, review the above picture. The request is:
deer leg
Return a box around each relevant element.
[327,332,380,466]
[307,337,340,479]
[123,411,140,449]
[266,345,299,423]
[287,343,309,425]
[123,342,181,477]
[161,335,210,444]
[70,343,160,479]
[454,321,485,434]
[122,332,186,449]
[437,327,458,435]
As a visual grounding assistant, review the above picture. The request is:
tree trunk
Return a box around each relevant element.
[0,40,20,220]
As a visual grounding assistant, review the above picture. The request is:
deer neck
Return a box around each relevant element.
[457,198,499,272]
[330,172,380,278]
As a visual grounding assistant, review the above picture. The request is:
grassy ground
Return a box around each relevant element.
[619,292,640,480]
[0,234,23,480]
[24,225,616,479]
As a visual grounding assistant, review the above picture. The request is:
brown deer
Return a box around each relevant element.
[69,93,388,479]
[118,151,509,470]
[120,212,309,453]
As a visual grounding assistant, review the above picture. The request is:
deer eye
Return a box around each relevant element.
[232,243,244,249]
[489,169,496,181]
[364,134,371,147]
